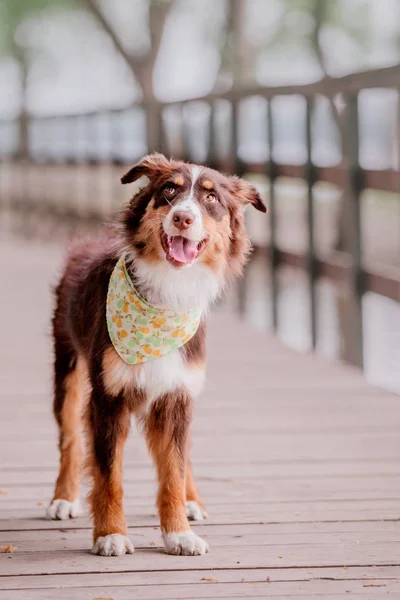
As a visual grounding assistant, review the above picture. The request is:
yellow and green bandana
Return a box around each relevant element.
[106,256,202,365]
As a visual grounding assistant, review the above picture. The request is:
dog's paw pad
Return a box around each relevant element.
[185,501,208,521]
[92,534,134,557]
[46,498,82,520]
[162,531,209,556]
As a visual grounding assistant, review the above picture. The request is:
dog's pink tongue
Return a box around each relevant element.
[169,236,197,264]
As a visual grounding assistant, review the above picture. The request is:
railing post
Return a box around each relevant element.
[146,101,161,154]
[158,106,167,157]
[230,97,241,176]
[267,98,278,331]
[305,97,317,351]
[342,93,364,367]
[234,100,245,315]
[206,101,216,169]
[182,103,191,162]
[231,97,247,316]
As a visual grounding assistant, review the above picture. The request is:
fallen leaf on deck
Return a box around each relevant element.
[92,597,115,600]
[0,489,8,495]
[150,540,157,546]
[0,545,17,553]
[201,577,219,582]
[37,501,46,506]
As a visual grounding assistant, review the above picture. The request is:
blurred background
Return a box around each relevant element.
[1,0,400,391]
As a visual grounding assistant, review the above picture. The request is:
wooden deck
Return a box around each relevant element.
[0,237,399,599]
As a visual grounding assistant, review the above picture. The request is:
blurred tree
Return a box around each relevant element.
[82,0,173,151]
[0,0,172,155]
[215,0,253,90]
[0,0,78,157]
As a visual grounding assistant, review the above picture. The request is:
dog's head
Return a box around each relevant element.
[121,153,266,279]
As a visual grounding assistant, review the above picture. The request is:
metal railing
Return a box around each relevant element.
[1,64,400,370]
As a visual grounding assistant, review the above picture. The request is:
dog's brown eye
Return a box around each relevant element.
[163,185,176,198]
[205,192,217,203]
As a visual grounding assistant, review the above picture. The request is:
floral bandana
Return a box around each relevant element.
[106,255,202,365]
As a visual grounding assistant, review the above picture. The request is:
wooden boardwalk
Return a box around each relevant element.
[0,237,399,599]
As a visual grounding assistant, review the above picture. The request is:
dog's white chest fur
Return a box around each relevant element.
[103,348,205,412]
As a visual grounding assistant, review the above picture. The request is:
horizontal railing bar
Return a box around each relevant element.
[8,158,400,194]
[165,63,400,106]
[1,64,400,124]
[252,245,400,302]
[6,189,400,301]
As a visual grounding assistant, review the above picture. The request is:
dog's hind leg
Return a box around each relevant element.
[185,455,208,521]
[47,338,87,520]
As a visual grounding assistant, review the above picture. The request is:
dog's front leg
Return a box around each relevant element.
[145,391,209,556]
[87,385,133,556]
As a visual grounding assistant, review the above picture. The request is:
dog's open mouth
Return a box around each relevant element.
[161,233,208,266]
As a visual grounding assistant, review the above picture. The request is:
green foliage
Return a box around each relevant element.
[0,0,78,56]
[270,0,371,55]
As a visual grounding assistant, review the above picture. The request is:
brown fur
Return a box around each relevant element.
[88,416,130,541]
[48,154,266,552]
[52,357,89,502]
[145,391,192,533]
[185,459,205,508]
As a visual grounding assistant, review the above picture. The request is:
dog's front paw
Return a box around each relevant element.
[46,498,82,520]
[92,534,134,557]
[185,500,208,521]
[162,530,209,556]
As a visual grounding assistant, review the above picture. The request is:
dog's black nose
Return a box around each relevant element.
[173,211,194,230]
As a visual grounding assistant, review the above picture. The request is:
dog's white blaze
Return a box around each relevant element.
[163,165,204,243]
[190,165,202,196]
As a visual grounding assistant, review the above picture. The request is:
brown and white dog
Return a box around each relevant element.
[47,153,266,556]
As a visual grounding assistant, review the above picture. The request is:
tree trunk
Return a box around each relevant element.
[141,72,161,153]
[15,51,29,160]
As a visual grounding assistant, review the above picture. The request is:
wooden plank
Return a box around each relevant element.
[2,501,400,531]
[3,460,400,485]
[3,520,399,543]
[3,475,400,506]
[0,433,399,466]
[0,578,399,599]
[1,540,400,577]
[2,524,400,553]
[0,566,397,591]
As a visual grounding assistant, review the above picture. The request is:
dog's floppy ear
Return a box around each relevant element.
[121,153,171,184]
[230,176,267,213]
